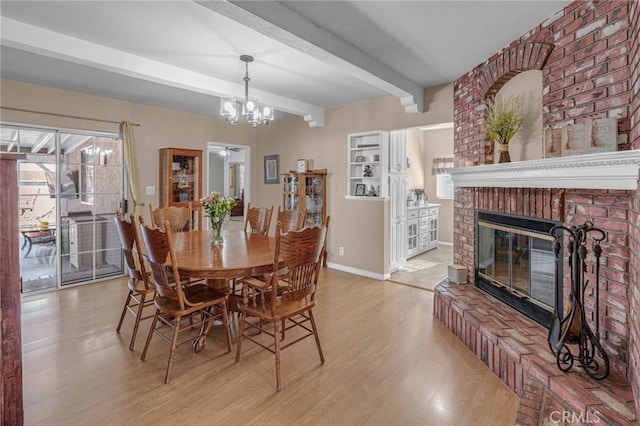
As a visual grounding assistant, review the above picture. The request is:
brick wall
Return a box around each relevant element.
[628,0,640,413]
[452,0,636,394]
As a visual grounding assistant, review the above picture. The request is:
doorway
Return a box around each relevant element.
[207,143,250,225]
[2,124,125,293]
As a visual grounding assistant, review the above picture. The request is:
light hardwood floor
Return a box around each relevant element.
[21,267,519,425]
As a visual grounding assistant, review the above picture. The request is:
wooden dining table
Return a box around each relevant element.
[171,230,277,289]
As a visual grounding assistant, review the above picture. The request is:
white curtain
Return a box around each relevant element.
[121,121,141,215]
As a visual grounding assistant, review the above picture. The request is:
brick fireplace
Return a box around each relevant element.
[433,1,640,424]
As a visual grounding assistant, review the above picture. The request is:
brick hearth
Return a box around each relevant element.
[434,281,636,425]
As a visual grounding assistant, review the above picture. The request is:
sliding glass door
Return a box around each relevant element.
[2,124,125,293]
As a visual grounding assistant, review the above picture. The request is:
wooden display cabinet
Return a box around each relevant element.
[281,169,327,227]
[159,148,202,228]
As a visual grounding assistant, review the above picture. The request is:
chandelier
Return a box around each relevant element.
[220,55,274,127]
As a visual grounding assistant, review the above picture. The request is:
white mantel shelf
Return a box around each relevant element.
[448,150,640,190]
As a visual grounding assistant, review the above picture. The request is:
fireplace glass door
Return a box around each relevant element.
[477,221,556,311]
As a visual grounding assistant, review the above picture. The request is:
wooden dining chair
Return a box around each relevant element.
[243,203,273,235]
[149,202,194,232]
[139,219,232,384]
[235,217,329,391]
[276,206,307,232]
[234,207,307,291]
[114,211,155,350]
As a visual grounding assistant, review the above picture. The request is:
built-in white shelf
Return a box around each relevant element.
[448,150,640,190]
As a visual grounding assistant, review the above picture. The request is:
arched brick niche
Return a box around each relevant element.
[454,40,553,167]
[478,42,554,99]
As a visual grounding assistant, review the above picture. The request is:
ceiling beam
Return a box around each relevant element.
[0,17,325,127]
[197,0,424,114]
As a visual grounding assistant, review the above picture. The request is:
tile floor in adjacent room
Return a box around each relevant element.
[389,244,454,291]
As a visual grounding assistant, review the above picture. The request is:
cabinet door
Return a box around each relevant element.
[389,173,407,270]
[282,171,326,227]
[429,213,438,248]
[282,175,299,210]
[160,148,202,229]
[389,130,407,173]
[159,148,202,207]
[305,174,325,226]
[407,220,418,257]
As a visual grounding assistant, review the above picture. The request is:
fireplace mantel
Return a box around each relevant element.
[448,150,640,190]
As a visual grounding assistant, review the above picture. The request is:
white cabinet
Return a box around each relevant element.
[69,215,105,270]
[406,205,439,258]
[389,173,407,271]
[347,131,389,198]
[389,130,407,173]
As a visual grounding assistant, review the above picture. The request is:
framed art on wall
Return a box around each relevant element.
[264,154,279,184]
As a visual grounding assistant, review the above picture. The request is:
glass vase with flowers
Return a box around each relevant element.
[200,192,237,246]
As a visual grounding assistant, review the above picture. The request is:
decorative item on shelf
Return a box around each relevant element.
[355,155,366,163]
[562,118,618,157]
[297,159,308,172]
[483,95,523,163]
[220,55,274,127]
[363,164,373,177]
[355,183,366,196]
[544,127,563,158]
[200,192,237,246]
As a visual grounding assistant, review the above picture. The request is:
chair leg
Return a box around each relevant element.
[235,313,246,362]
[220,304,232,353]
[274,320,282,391]
[129,292,147,350]
[141,309,160,361]
[116,290,134,334]
[308,309,324,364]
[164,315,182,384]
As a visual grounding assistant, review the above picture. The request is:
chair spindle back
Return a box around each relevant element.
[139,219,186,308]
[244,203,274,235]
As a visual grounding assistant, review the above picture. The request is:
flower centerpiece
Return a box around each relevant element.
[200,192,237,246]
[483,96,523,163]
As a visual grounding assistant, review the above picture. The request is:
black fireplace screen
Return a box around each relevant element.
[475,212,562,326]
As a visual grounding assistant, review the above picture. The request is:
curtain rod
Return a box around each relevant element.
[1,106,141,127]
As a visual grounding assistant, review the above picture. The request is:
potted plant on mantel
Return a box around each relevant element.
[483,96,523,163]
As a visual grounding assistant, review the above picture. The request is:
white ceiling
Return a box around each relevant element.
[0,1,569,127]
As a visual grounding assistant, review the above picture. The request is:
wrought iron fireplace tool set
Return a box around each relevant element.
[547,221,609,380]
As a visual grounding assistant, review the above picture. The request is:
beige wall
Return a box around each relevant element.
[1,78,453,277]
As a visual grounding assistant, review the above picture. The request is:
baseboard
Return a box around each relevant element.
[326,262,389,280]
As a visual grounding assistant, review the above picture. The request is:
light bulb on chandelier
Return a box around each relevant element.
[220,55,274,127]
